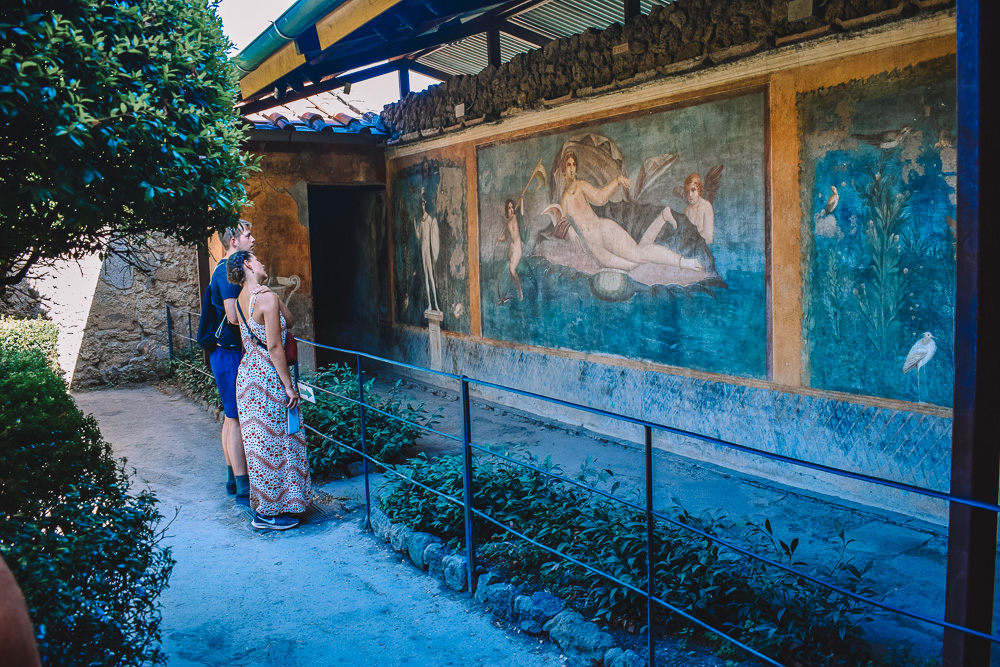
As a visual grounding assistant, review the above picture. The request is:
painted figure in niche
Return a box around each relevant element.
[532,134,723,301]
[415,188,441,312]
[497,198,524,301]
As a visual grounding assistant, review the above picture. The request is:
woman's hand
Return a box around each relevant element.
[285,385,299,410]
[618,175,632,192]
[252,285,272,295]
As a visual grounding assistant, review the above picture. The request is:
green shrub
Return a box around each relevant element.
[0,315,58,366]
[168,349,222,410]
[380,451,906,667]
[0,344,174,666]
[302,364,435,476]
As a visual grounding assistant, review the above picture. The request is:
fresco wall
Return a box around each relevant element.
[381,21,957,520]
[390,157,470,335]
[798,57,957,407]
[477,92,768,379]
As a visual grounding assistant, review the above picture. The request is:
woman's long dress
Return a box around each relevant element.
[236,293,311,516]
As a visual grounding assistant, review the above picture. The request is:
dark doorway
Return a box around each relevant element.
[308,184,386,369]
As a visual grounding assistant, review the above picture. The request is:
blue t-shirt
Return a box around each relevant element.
[209,259,242,350]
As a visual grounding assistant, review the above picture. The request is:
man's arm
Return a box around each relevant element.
[223,298,239,325]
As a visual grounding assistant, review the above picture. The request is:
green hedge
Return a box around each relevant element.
[381,452,928,667]
[0,315,58,366]
[0,337,174,665]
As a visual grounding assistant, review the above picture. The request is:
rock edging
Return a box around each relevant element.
[367,506,644,666]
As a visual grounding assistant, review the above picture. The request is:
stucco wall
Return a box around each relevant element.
[377,14,957,522]
[72,235,199,388]
[234,139,387,372]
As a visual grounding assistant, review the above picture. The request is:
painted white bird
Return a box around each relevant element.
[903,332,937,399]
[824,185,839,215]
[903,332,937,373]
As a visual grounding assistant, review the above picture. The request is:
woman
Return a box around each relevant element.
[559,151,702,272]
[497,198,524,300]
[227,250,311,531]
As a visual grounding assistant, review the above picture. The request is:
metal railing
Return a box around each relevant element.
[165,304,1000,667]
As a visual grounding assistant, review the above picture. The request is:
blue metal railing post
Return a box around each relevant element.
[357,354,372,531]
[166,305,174,361]
[645,425,656,667]
[187,312,194,359]
[460,376,476,593]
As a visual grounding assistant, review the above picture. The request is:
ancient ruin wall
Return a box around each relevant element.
[380,0,952,138]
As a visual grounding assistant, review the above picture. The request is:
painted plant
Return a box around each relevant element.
[478,92,768,379]
[799,57,957,406]
[391,158,470,334]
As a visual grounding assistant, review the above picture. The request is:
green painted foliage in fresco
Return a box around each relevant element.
[799,57,957,407]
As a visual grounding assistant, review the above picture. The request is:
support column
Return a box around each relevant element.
[943,1,999,665]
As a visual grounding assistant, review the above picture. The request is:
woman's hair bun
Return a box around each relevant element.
[227,251,252,286]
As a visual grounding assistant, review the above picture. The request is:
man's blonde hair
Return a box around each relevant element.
[220,219,252,247]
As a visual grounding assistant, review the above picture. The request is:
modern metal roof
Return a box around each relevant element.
[234,0,677,115]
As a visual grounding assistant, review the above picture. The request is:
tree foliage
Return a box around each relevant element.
[0,0,253,288]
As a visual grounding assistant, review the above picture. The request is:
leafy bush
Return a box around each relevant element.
[0,315,58,366]
[168,349,222,411]
[380,451,908,667]
[0,342,174,666]
[302,364,434,476]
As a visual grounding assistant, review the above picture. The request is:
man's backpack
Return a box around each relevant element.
[196,284,226,353]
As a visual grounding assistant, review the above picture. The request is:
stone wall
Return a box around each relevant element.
[380,0,952,138]
[72,235,199,388]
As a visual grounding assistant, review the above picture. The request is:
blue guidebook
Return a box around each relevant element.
[287,406,300,435]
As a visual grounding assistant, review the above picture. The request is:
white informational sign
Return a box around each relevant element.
[297,382,316,404]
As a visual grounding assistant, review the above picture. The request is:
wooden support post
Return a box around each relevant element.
[398,65,410,98]
[944,1,1000,665]
[487,28,501,68]
[625,0,640,22]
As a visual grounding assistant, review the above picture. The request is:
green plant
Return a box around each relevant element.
[0,0,257,290]
[167,349,222,410]
[302,364,435,476]
[0,342,174,666]
[0,314,58,366]
[379,450,914,667]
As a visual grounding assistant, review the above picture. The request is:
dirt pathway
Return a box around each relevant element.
[73,384,565,667]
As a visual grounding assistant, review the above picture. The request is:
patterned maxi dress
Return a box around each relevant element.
[236,293,311,516]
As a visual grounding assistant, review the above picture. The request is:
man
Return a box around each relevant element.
[209,220,254,505]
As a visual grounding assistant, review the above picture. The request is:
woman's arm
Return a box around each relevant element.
[584,175,631,206]
[259,292,299,409]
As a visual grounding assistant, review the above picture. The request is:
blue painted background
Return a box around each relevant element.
[477,92,768,379]
[798,57,957,407]
[392,158,470,334]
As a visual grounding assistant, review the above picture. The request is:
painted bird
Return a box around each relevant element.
[852,126,912,150]
[824,185,839,215]
[903,332,937,398]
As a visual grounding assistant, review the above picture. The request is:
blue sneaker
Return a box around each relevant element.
[252,513,299,530]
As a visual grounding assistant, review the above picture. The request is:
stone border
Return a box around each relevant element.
[369,506,645,667]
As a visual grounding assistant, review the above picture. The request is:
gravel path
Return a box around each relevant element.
[73,384,566,667]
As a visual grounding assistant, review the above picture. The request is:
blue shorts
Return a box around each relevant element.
[210,347,243,419]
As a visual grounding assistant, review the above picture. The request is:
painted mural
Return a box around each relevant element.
[391,157,470,334]
[798,57,957,407]
[477,92,768,378]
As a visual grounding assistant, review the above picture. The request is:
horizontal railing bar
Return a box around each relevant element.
[171,333,198,344]
[465,376,1000,514]
[470,439,993,638]
[169,356,215,381]
[303,425,466,508]
[297,380,463,444]
[294,336,462,382]
[167,306,201,318]
[468,505,784,667]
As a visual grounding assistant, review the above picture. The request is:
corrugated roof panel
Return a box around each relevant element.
[418,31,536,77]
[509,0,675,40]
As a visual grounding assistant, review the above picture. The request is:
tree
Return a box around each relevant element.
[0,0,253,290]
